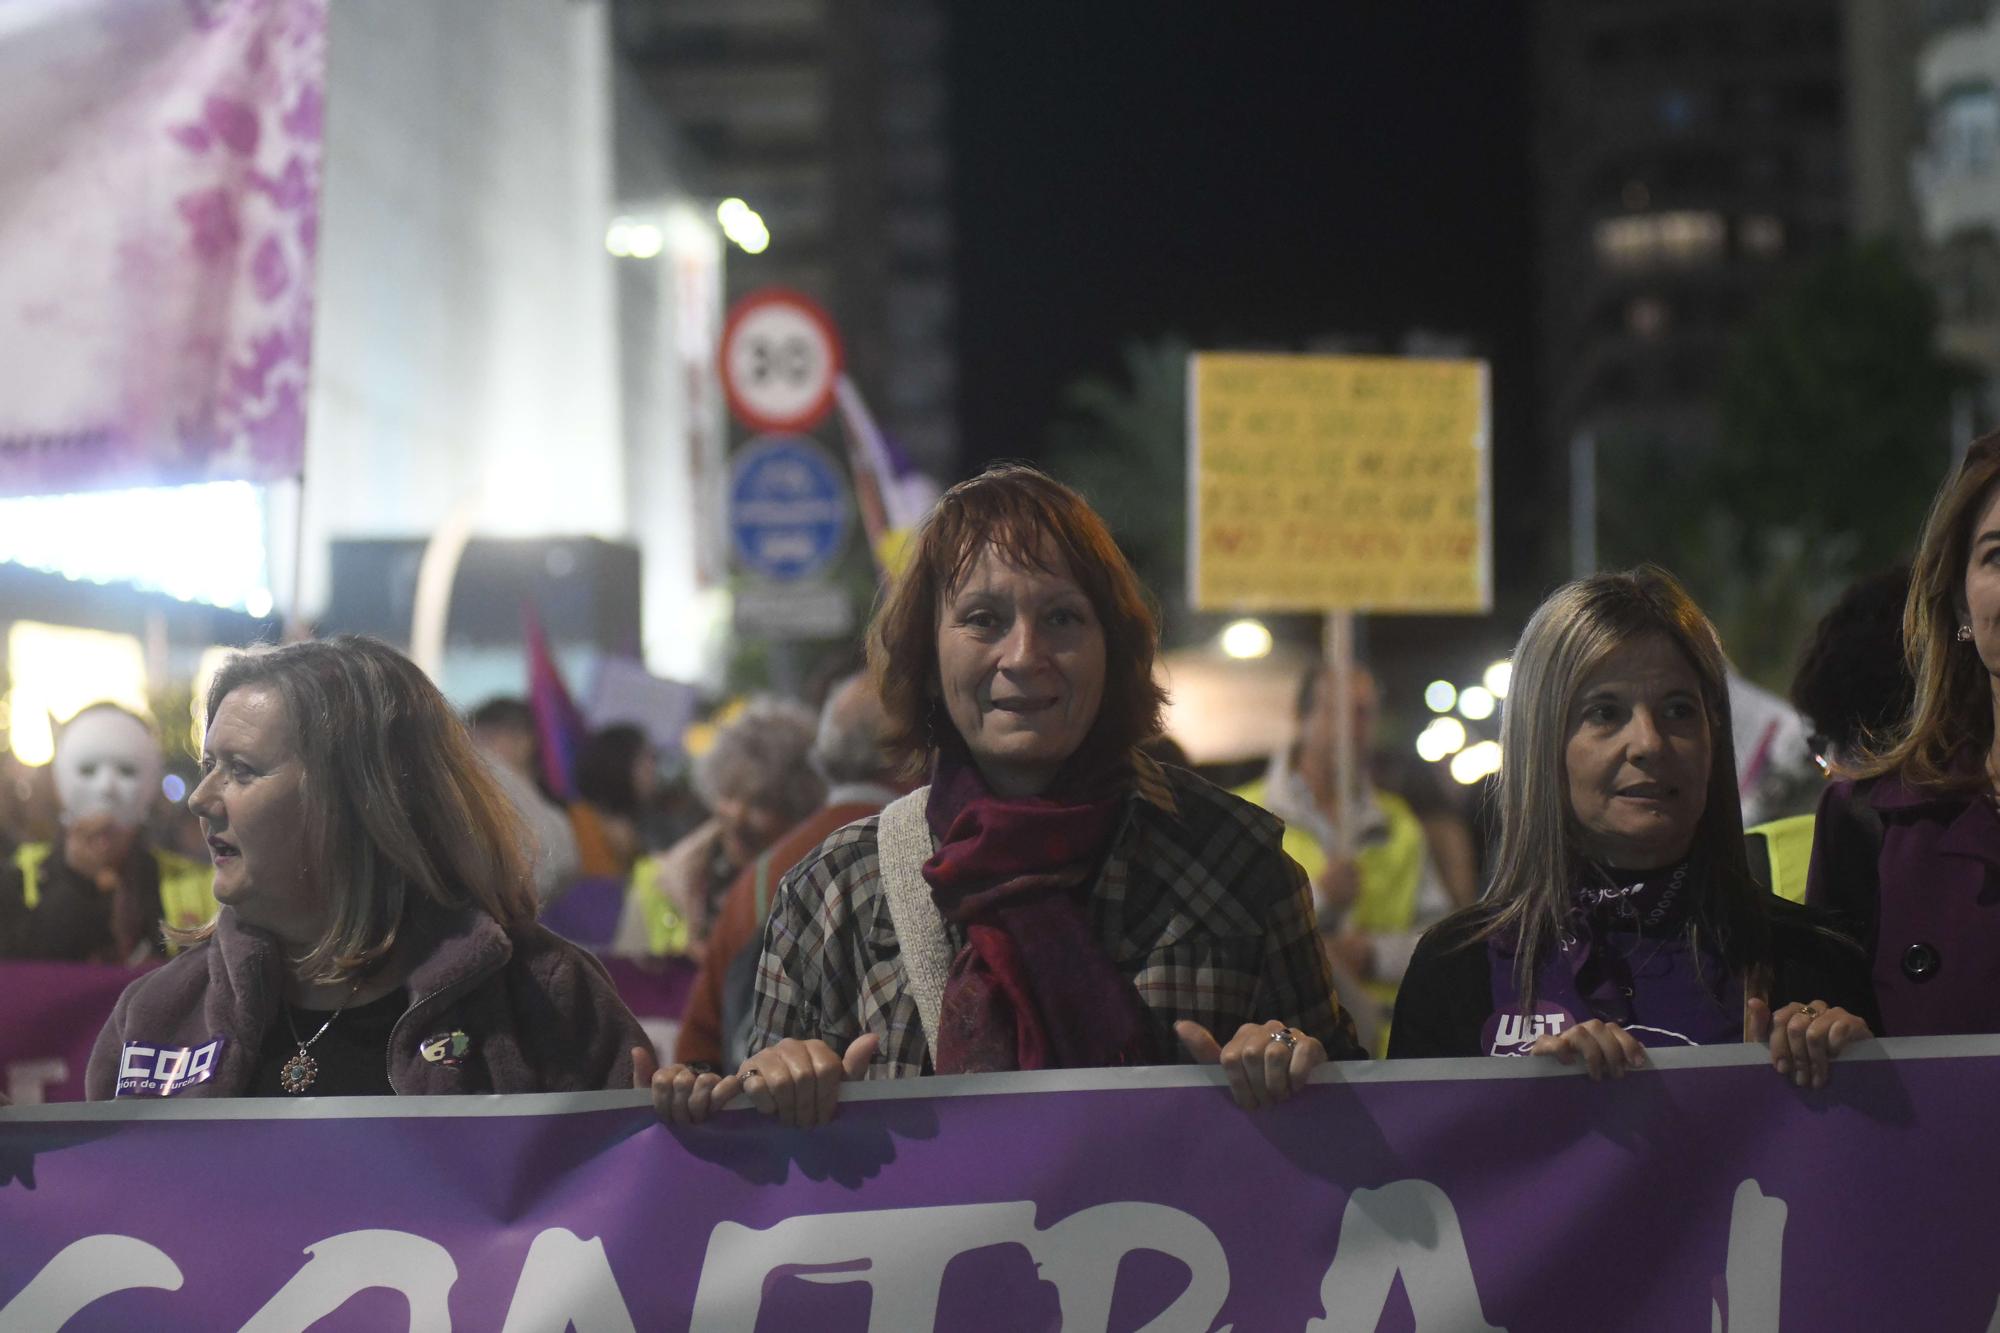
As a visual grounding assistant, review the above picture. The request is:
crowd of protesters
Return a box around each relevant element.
[12,432,2000,1114]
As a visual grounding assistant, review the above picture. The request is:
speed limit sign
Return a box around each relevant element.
[719,288,844,433]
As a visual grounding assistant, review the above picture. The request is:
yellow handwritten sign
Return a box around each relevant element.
[1188,353,1490,613]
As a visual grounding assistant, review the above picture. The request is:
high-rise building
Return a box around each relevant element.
[611,0,958,474]
[305,0,729,690]
[1912,0,2000,424]
[1534,1,1858,540]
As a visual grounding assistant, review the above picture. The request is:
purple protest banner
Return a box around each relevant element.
[4,1038,2000,1330]
[0,962,150,1105]
[0,0,328,496]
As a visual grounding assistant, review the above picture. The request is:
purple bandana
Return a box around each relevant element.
[1482,864,1743,1056]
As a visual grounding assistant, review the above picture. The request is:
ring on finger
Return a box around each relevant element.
[1795,1005,1819,1021]
[1269,1026,1299,1051]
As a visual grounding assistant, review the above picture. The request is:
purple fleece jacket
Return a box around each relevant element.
[86,906,648,1098]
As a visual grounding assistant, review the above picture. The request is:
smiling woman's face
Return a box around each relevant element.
[935,540,1107,797]
[1563,633,1712,869]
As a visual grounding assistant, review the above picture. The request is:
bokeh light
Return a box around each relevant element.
[1219,619,1273,660]
[606,216,663,259]
[1415,716,1468,763]
[1450,740,1503,785]
[716,197,771,254]
[6,622,150,765]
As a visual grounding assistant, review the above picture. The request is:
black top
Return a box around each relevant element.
[0,842,165,963]
[248,988,408,1096]
[1387,898,1879,1059]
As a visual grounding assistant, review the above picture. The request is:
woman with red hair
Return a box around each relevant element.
[647,465,1360,1125]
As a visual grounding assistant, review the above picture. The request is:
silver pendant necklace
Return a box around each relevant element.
[280,980,363,1094]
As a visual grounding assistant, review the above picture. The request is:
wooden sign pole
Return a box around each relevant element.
[1324,609,1357,848]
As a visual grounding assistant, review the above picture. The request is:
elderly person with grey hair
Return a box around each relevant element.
[666,673,908,1069]
[611,698,823,957]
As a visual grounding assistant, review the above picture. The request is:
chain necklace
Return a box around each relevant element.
[279,980,363,1094]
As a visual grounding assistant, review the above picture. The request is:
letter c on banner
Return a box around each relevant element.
[0,1233,183,1328]
[237,1230,456,1333]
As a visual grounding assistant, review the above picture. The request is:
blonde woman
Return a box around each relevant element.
[1390,568,1874,1088]
[1810,433,2000,1037]
[86,636,647,1099]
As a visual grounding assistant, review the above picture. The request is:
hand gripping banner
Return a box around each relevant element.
[0,0,329,497]
[4,1039,2000,1330]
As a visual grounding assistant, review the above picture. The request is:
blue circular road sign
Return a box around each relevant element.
[728,434,852,581]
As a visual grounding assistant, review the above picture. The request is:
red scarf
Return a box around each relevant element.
[920,747,1159,1074]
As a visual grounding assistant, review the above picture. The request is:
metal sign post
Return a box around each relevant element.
[1324,610,1357,847]
[718,288,856,652]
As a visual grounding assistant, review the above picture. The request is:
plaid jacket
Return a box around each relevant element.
[748,759,1363,1076]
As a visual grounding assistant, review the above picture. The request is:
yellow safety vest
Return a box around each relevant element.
[1745,813,1815,905]
[630,854,694,957]
[15,842,214,951]
[1235,778,1428,1032]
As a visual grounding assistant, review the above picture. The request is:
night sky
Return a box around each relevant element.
[948,5,1541,629]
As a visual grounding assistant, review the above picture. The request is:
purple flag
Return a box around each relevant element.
[0,0,329,496]
[5,1040,2000,1329]
[524,605,586,802]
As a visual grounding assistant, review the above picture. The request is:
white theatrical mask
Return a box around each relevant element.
[53,708,163,830]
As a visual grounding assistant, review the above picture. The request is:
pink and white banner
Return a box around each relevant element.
[0,0,328,497]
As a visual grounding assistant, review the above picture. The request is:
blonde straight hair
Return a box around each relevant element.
[1475,566,1764,1011]
[174,635,537,981]
[1853,432,2000,793]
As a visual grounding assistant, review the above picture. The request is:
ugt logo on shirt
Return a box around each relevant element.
[1484,1008,1573,1057]
[116,1037,224,1097]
